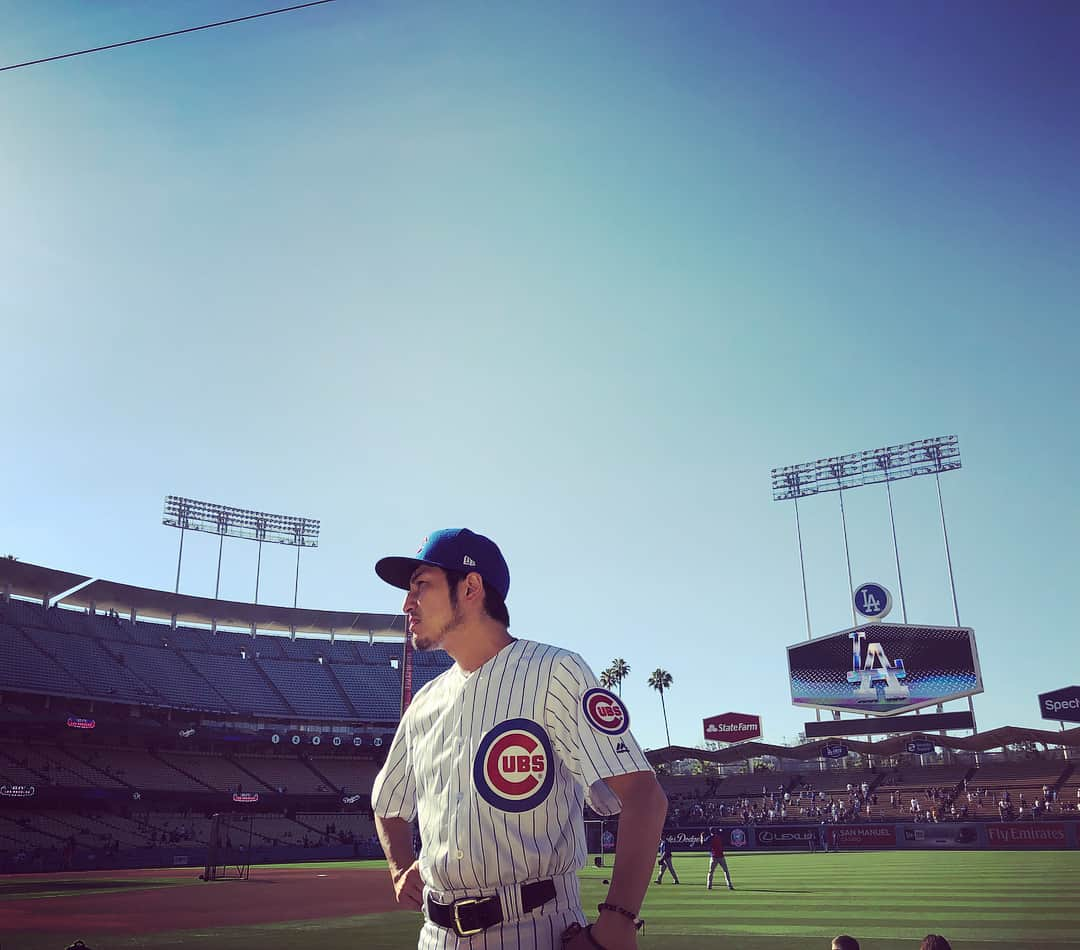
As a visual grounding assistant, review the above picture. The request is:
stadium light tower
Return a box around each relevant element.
[163,496,320,607]
[771,435,962,632]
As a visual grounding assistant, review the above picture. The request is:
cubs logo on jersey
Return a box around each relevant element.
[473,718,555,813]
[582,687,629,736]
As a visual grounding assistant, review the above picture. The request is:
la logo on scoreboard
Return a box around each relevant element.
[787,622,983,717]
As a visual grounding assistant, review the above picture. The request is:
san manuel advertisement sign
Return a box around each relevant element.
[827,825,896,849]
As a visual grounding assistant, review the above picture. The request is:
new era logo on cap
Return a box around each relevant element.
[463,556,476,566]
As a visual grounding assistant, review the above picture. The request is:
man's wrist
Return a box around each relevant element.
[593,910,638,943]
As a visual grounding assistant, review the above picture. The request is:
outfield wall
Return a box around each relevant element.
[657,821,1080,852]
[0,839,384,875]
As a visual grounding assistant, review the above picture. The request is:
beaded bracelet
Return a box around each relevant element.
[597,902,639,923]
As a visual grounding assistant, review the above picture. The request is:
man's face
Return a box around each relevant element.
[402,565,464,652]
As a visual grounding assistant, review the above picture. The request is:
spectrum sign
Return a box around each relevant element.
[1037,685,1080,724]
[703,712,762,743]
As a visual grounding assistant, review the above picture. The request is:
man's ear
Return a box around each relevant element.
[463,571,485,605]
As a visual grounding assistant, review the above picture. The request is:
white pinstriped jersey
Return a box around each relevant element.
[372,638,652,915]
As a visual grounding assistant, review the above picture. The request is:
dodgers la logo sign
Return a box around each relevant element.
[582,688,629,736]
[473,718,555,813]
[853,582,892,620]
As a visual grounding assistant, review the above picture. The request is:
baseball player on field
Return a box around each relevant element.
[371,528,668,950]
[654,835,679,884]
[705,828,734,890]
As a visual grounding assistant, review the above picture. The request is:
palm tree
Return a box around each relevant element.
[599,668,617,690]
[609,658,631,696]
[648,668,673,746]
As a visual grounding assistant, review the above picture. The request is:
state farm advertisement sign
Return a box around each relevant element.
[826,825,896,849]
[987,823,1067,849]
[704,712,762,743]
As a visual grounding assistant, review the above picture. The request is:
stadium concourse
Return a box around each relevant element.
[3,557,1080,877]
[0,558,453,874]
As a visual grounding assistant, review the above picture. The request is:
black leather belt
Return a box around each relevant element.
[427,879,556,937]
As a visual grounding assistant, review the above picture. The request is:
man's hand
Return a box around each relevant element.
[560,920,639,950]
[391,859,423,910]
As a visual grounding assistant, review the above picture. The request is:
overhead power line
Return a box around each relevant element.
[1,0,339,73]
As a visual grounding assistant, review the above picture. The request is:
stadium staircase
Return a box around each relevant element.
[92,636,166,703]
[168,647,234,710]
[1053,762,1074,794]
[251,662,298,716]
[149,751,220,792]
[63,746,141,793]
[326,664,361,719]
[301,755,341,794]
[223,755,278,794]
[0,746,51,784]
[9,624,95,696]
[868,768,895,794]
[288,812,333,841]
[0,813,67,845]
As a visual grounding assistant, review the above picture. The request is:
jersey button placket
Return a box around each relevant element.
[447,684,468,869]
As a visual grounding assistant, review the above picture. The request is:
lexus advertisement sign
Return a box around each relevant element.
[703,712,762,743]
[755,825,816,848]
[1038,685,1080,724]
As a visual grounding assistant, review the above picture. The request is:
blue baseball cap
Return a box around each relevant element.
[375,528,510,602]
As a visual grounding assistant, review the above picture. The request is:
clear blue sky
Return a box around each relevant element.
[3,1,1078,751]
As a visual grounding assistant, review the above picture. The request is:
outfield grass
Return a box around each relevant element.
[3,851,1077,949]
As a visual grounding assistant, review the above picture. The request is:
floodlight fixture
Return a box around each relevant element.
[770,435,960,502]
[163,496,319,547]
[163,495,319,607]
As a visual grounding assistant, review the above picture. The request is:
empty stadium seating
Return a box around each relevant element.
[1,599,444,723]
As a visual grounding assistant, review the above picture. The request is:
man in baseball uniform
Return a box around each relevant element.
[654,836,679,884]
[371,528,667,950]
[705,828,733,890]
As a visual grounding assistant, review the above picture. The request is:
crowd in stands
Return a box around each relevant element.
[660,760,1078,827]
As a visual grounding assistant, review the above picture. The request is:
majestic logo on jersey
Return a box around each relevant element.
[473,718,555,813]
[582,688,629,736]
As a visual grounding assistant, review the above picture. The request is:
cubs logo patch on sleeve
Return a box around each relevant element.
[582,688,629,736]
[473,718,555,813]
